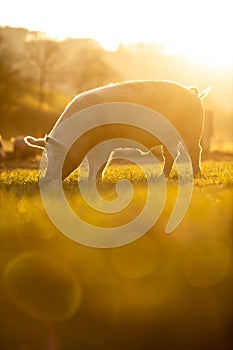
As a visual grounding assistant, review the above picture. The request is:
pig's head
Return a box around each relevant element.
[24,136,47,149]
[24,135,69,181]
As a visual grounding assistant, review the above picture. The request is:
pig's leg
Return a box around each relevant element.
[86,152,96,180]
[77,157,95,181]
[86,148,110,181]
[78,157,89,180]
[86,152,104,180]
[162,147,174,176]
[189,142,202,176]
[182,137,202,176]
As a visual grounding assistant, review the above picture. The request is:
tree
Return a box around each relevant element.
[26,36,58,110]
[0,32,23,113]
[57,39,120,94]
[73,45,119,92]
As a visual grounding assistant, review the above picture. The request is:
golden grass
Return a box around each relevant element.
[0,161,232,349]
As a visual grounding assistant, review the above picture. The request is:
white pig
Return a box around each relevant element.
[25,80,209,180]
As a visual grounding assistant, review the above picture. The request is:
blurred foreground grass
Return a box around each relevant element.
[0,161,232,350]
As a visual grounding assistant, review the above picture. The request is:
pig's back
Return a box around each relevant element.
[55,80,203,129]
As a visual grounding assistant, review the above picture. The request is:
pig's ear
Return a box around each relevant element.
[189,86,199,95]
[24,136,46,149]
[189,86,211,100]
[199,86,211,100]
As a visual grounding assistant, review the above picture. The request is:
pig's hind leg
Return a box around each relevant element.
[189,142,202,176]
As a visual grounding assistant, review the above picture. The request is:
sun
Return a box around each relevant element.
[1,0,233,70]
[80,0,233,71]
[170,23,233,70]
[164,40,233,71]
[161,1,233,70]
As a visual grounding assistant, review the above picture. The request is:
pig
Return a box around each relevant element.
[25,80,209,180]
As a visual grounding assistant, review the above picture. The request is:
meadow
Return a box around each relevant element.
[0,160,232,350]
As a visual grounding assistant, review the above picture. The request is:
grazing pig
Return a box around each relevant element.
[25,80,209,180]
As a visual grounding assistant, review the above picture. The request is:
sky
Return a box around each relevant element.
[1,0,233,69]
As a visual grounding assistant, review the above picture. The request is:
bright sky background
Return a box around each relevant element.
[1,0,233,69]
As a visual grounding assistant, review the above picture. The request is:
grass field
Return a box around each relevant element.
[0,160,232,350]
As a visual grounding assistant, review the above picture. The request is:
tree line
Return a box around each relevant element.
[0,26,232,141]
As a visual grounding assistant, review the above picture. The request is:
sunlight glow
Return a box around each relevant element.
[1,0,233,69]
